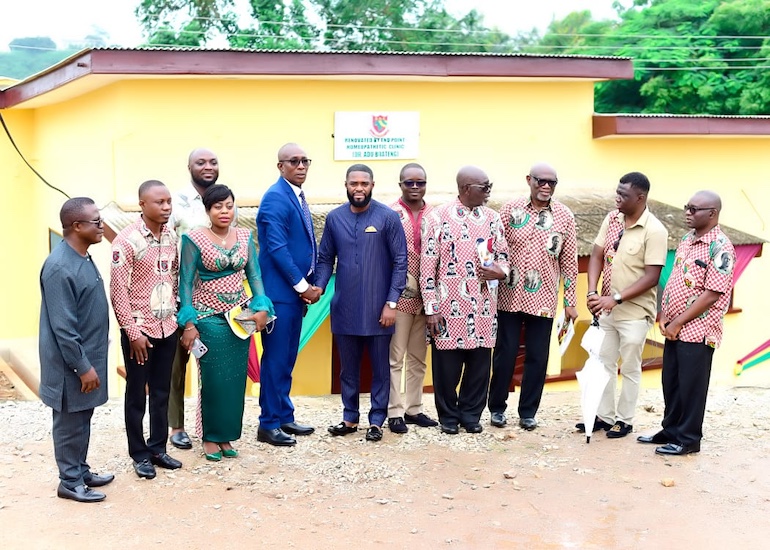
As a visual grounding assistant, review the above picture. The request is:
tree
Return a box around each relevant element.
[528,0,770,114]
[8,37,57,53]
[0,37,78,80]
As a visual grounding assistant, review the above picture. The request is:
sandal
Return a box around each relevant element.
[328,422,358,436]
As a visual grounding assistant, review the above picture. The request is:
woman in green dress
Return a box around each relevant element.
[178,184,274,461]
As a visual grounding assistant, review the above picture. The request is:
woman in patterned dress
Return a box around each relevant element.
[178,185,274,461]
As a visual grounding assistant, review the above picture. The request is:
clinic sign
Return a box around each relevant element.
[334,111,420,161]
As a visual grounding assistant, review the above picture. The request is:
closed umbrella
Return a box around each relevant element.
[575,317,611,443]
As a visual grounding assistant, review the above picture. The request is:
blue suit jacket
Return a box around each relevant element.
[257,177,316,304]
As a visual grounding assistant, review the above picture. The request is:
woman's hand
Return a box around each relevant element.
[249,310,269,332]
[180,323,199,350]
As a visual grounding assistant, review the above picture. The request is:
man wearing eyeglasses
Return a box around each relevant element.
[387,163,438,434]
[422,166,510,435]
[585,172,668,439]
[39,197,113,502]
[638,191,734,455]
[488,162,578,431]
[256,142,322,446]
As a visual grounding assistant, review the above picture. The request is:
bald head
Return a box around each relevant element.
[529,162,556,178]
[692,190,722,212]
[277,142,304,161]
[456,166,487,189]
[188,148,216,165]
[188,148,219,188]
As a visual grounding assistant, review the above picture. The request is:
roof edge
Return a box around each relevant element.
[593,113,770,138]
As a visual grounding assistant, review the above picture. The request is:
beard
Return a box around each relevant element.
[347,190,373,209]
[192,173,218,188]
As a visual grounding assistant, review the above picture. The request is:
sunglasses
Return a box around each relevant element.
[530,175,558,187]
[469,183,493,193]
[280,158,312,167]
[401,179,427,188]
[683,204,715,214]
[612,229,624,251]
[74,218,104,228]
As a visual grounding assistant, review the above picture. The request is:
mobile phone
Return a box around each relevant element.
[191,338,208,358]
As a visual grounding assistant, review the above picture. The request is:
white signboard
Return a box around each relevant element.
[334,111,420,161]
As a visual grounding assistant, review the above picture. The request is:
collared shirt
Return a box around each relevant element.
[496,196,578,318]
[661,226,734,347]
[390,198,432,315]
[110,217,179,341]
[169,184,209,238]
[421,198,510,351]
[595,208,668,322]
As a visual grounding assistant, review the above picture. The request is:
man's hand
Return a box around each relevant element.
[79,367,100,393]
[478,264,506,282]
[660,317,682,340]
[129,335,153,365]
[587,294,617,316]
[300,285,322,305]
[426,314,446,337]
[564,306,578,323]
[379,305,396,327]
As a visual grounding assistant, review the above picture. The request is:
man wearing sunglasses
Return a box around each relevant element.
[639,191,734,455]
[386,163,438,434]
[488,162,578,431]
[256,143,322,446]
[585,172,668,439]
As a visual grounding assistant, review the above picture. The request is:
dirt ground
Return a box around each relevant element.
[1,383,769,549]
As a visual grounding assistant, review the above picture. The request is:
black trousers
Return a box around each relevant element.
[121,330,178,462]
[661,339,714,447]
[431,345,491,427]
[488,311,554,418]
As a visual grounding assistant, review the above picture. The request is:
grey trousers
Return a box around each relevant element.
[52,405,94,488]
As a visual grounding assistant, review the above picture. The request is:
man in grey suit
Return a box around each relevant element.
[39,197,114,503]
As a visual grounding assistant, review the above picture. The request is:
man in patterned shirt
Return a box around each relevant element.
[638,191,734,455]
[488,162,578,431]
[387,163,438,434]
[111,180,182,479]
[422,166,510,435]
[586,172,668,438]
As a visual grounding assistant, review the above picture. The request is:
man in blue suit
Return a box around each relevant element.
[256,143,322,446]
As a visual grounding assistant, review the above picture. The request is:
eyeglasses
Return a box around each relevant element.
[468,183,493,193]
[74,218,104,228]
[683,204,715,214]
[530,175,558,188]
[612,229,624,251]
[280,158,312,167]
[401,179,427,188]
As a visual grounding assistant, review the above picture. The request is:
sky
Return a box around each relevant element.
[0,0,623,52]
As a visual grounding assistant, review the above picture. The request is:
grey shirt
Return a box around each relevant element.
[39,241,109,412]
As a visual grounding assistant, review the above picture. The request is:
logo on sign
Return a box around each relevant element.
[370,115,389,137]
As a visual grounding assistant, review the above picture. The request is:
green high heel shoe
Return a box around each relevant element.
[221,448,238,458]
[205,451,222,461]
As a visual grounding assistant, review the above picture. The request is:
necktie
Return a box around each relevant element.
[299,190,316,272]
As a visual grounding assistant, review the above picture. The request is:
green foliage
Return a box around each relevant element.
[531,0,770,114]
[0,38,79,80]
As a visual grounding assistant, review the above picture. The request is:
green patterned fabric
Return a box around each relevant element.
[299,275,335,351]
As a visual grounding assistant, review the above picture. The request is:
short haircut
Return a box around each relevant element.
[138,179,166,198]
[60,197,95,228]
[346,163,374,179]
[399,162,426,181]
[202,184,235,211]
[619,172,650,194]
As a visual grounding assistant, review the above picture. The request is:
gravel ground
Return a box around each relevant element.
[1,386,769,548]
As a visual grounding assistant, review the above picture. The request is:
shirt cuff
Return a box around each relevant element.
[294,278,309,294]
[124,325,143,342]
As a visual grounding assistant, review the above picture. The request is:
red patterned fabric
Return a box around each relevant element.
[496,197,578,318]
[110,218,178,341]
[420,198,510,350]
[662,226,735,347]
[390,198,433,315]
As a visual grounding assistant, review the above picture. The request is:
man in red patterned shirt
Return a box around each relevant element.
[387,163,438,433]
[638,191,734,456]
[488,162,578,431]
[110,180,182,479]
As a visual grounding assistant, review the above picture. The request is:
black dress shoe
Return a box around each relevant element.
[134,459,157,479]
[576,417,613,433]
[404,412,439,427]
[84,473,114,488]
[655,442,700,456]
[464,423,483,434]
[519,417,537,431]
[170,431,192,450]
[388,417,408,434]
[257,427,297,446]
[57,483,106,503]
[327,422,358,436]
[280,422,315,436]
[440,423,459,435]
[365,426,383,442]
[606,421,633,439]
[490,412,507,428]
[637,431,671,444]
[151,452,182,470]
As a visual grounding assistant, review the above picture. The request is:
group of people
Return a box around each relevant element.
[38,145,735,503]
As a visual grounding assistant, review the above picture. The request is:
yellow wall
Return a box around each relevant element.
[3,75,770,395]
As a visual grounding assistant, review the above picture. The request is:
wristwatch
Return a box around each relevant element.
[612,292,623,304]
[387,301,397,309]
